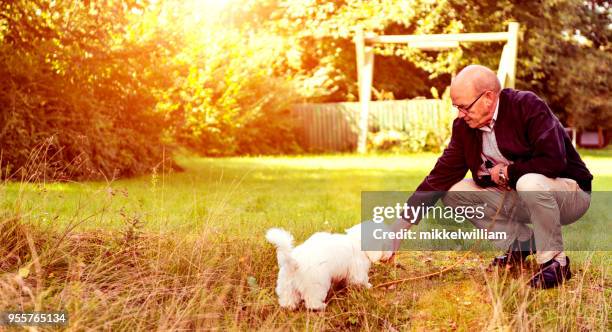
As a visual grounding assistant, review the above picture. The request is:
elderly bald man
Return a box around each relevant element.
[395,65,593,289]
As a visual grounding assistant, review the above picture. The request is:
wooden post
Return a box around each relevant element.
[497,45,509,87]
[496,22,519,88]
[506,22,519,88]
[367,32,511,44]
[355,27,374,154]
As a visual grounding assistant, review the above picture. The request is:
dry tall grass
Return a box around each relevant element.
[1,214,279,330]
[0,214,609,331]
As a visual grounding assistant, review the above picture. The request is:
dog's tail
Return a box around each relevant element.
[265,228,297,270]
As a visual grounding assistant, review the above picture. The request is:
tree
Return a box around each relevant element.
[0,0,179,180]
[237,0,610,128]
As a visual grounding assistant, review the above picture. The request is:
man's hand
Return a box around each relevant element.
[490,164,508,186]
[389,218,412,252]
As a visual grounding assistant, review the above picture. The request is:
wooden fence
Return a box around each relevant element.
[291,99,453,152]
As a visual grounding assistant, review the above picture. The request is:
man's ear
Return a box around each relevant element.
[487,90,498,107]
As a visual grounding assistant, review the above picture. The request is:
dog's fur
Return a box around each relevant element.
[265,223,394,310]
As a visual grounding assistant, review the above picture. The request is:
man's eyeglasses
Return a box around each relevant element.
[452,90,488,114]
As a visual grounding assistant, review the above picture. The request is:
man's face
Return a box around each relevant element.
[451,89,495,129]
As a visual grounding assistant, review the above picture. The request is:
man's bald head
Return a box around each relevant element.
[450,65,501,129]
[451,65,501,95]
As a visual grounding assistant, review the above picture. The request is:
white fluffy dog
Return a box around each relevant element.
[266,222,394,310]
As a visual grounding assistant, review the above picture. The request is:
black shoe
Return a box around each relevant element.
[529,257,572,289]
[490,251,530,269]
[490,236,536,269]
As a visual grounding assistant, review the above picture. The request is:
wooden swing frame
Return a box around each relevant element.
[354,22,520,153]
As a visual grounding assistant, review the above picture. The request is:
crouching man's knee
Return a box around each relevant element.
[442,179,482,208]
[516,173,553,192]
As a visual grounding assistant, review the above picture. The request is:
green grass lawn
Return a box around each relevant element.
[1,150,610,330]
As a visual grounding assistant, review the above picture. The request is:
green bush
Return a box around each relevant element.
[368,99,454,153]
[0,1,177,180]
[368,127,452,154]
[159,29,304,156]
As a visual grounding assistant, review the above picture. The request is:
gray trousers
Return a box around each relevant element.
[441,173,591,264]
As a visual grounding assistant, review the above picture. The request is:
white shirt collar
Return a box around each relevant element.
[478,97,499,132]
